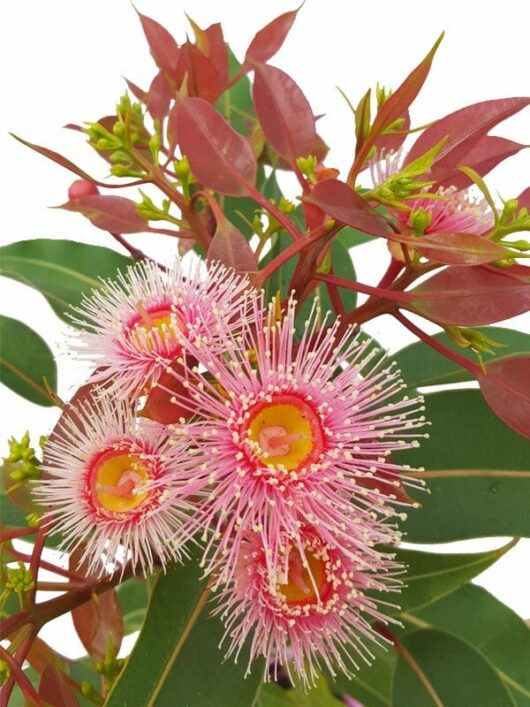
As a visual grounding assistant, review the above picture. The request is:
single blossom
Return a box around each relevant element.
[35,396,193,574]
[216,526,400,687]
[69,258,255,398]
[370,148,494,236]
[165,295,427,585]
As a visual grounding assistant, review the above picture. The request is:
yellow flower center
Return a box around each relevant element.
[92,451,150,513]
[246,394,323,471]
[279,548,329,606]
[129,304,180,353]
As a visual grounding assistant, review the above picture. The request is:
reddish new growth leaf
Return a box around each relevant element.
[245,7,300,65]
[59,195,148,234]
[348,34,443,180]
[405,97,530,182]
[305,179,392,237]
[187,18,229,89]
[253,64,318,166]
[176,97,257,196]
[435,135,526,191]
[141,358,194,424]
[479,355,530,439]
[409,264,530,325]
[70,550,124,662]
[39,666,78,707]
[147,72,172,121]
[138,12,180,82]
[518,187,530,208]
[208,217,258,273]
[175,42,222,103]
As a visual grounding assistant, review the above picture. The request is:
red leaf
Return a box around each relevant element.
[39,666,78,707]
[253,64,318,164]
[406,97,530,178]
[188,18,229,89]
[12,134,100,184]
[305,179,397,237]
[373,110,411,155]
[177,97,257,196]
[26,636,66,674]
[435,136,526,190]
[245,7,299,64]
[370,35,443,140]
[125,78,148,104]
[479,355,530,439]
[141,359,194,424]
[409,264,530,325]
[147,72,172,121]
[518,187,530,209]
[175,42,221,103]
[207,217,258,273]
[138,13,179,81]
[71,584,123,662]
[59,195,148,234]
[411,231,512,266]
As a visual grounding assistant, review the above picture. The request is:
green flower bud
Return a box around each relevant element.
[110,165,144,178]
[278,198,296,214]
[174,156,191,181]
[109,150,131,165]
[410,208,432,236]
[511,240,530,252]
[5,563,34,593]
[26,512,42,528]
[502,198,519,219]
[296,155,318,181]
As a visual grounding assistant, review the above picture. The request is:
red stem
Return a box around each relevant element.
[5,548,83,581]
[29,526,46,604]
[246,184,303,242]
[376,258,405,289]
[0,635,41,707]
[0,527,36,543]
[109,232,146,260]
[314,272,413,302]
[393,310,482,377]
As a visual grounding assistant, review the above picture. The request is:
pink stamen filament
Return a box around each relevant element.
[136,301,154,329]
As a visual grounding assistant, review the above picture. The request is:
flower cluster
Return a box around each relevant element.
[36,258,425,686]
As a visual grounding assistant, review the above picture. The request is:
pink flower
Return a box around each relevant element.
[69,259,254,398]
[370,148,494,236]
[165,295,426,585]
[215,526,399,687]
[35,396,193,574]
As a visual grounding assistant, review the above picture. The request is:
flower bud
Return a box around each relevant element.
[0,660,10,687]
[68,180,100,200]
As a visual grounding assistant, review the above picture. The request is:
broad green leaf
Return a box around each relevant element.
[258,674,343,706]
[394,327,530,388]
[392,629,514,706]
[0,315,57,406]
[392,540,514,613]
[403,585,530,706]
[332,642,395,707]
[0,239,131,326]
[337,225,374,249]
[116,578,149,634]
[106,560,263,707]
[9,667,41,707]
[395,390,530,541]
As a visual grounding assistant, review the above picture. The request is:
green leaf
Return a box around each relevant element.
[337,225,374,249]
[394,327,530,388]
[403,584,530,706]
[0,315,57,406]
[258,675,344,706]
[0,239,131,326]
[332,643,395,707]
[392,540,515,613]
[216,48,255,135]
[116,578,148,634]
[395,390,530,541]
[392,629,514,706]
[106,560,263,707]
[0,478,31,527]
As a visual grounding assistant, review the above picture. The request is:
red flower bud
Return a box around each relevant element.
[68,180,99,200]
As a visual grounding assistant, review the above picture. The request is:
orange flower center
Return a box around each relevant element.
[90,450,150,513]
[278,548,330,606]
[246,394,324,471]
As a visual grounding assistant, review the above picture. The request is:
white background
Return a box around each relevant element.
[1,0,529,657]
